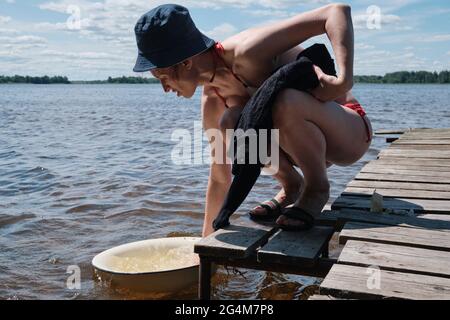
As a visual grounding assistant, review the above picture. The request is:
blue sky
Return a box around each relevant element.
[1,0,449,80]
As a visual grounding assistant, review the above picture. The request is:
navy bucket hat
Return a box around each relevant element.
[133,4,216,72]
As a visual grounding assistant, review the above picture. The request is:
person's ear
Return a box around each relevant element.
[182,59,193,70]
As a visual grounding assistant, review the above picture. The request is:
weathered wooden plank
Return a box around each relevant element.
[375,129,411,135]
[339,221,450,251]
[320,264,450,300]
[362,162,450,172]
[378,149,450,159]
[308,295,346,300]
[392,139,450,145]
[360,166,450,178]
[388,144,450,151]
[347,179,450,192]
[370,158,450,167]
[355,172,450,184]
[343,186,450,200]
[317,209,450,231]
[332,195,450,213]
[194,217,277,258]
[257,226,334,267]
[339,240,450,279]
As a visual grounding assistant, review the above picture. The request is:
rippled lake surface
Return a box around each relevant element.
[1,84,449,300]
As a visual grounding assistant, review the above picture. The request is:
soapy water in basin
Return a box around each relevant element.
[107,245,198,273]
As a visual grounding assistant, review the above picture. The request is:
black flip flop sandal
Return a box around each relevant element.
[277,207,315,231]
[248,198,282,221]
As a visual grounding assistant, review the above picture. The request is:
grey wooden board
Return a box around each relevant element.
[332,195,450,213]
[392,139,450,145]
[399,134,450,140]
[194,217,277,258]
[339,221,450,252]
[360,165,450,178]
[257,226,334,267]
[378,149,450,159]
[375,129,411,135]
[347,179,450,192]
[317,209,450,231]
[320,264,450,300]
[343,186,450,200]
[339,240,450,278]
[308,295,346,300]
[362,163,450,172]
[388,144,450,150]
[370,158,450,167]
[355,172,450,184]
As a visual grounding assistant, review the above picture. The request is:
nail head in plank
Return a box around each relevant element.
[339,240,450,279]
[320,264,450,300]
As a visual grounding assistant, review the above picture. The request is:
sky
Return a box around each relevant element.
[0,0,449,80]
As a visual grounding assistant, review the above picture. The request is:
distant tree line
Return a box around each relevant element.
[0,75,70,84]
[2,71,449,85]
[355,71,450,84]
[73,76,159,84]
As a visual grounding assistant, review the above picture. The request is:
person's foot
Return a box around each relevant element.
[249,186,302,218]
[276,190,329,229]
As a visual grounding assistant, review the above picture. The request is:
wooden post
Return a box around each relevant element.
[199,256,212,300]
[322,243,329,259]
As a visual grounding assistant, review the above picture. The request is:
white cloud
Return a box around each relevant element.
[0,15,12,24]
[204,23,238,41]
[418,34,450,43]
[0,35,47,45]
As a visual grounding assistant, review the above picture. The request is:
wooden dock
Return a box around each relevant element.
[194,128,450,300]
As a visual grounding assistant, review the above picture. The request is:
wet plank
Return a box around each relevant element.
[347,179,450,192]
[257,226,334,267]
[317,209,450,231]
[339,221,450,251]
[343,187,450,200]
[355,172,450,184]
[320,264,450,300]
[332,195,450,213]
[339,240,450,278]
[194,217,277,258]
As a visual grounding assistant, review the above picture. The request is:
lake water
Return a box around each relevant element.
[0,83,449,300]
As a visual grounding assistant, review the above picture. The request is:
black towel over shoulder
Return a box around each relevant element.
[212,43,337,230]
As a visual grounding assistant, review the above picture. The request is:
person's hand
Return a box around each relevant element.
[309,65,351,102]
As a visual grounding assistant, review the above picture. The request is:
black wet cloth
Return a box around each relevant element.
[212,43,337,231]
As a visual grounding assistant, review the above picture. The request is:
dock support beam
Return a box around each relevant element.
[199,256,212,300]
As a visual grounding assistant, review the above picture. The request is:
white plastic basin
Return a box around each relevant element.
[92,237,201,293]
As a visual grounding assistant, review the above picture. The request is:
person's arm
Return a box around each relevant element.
[201,87,232,237]
[240,3,354,100]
